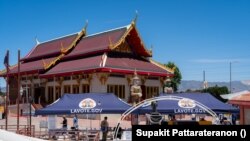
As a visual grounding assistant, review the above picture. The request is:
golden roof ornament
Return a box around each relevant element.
[84,20,88,34]
[35,36,40,45]
[131,10,138,26]
[60,42,67,54]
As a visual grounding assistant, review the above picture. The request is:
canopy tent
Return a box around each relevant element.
[138,93,239,114]
[35,93,131,115]
[220,90,250,100]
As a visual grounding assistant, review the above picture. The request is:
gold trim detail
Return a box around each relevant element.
[109,25,133,50]
[109,23,152,57]
[44,22,87,70]
[96,73,109,85]
[149,59,175,74]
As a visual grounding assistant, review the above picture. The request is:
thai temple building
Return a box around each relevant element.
[0,19,174,105]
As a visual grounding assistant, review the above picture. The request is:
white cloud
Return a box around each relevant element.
[190,59,243,63]
[241,80,250,86]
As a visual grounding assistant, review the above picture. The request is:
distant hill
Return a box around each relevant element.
[178,80,250,92]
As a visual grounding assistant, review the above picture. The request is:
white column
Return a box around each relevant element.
[53,77,56,101]
[61,83,64,96]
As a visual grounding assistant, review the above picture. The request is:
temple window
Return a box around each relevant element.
[33,76,38,79]
[55,86,61,100]
[64,76,71,81]
[48,78,53,82]
[48,86,54,103]
[72,75,79,80]
[64,85,71,93]
[34,84,39,88]
[107,84,125,99]
[145,86,159,99]
[21,77,27,81]
[72,85,79,94]
[82,84,90,93]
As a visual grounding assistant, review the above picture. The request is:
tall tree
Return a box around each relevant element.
[202,85,229,102]
[164,62,182,92]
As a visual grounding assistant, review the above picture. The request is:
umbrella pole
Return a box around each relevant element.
[90,116,92,130]
[86,114,89,140]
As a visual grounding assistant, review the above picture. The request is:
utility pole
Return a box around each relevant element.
[230,62,232,93]
[4,50,9,130]
[203,70,208,89]
[203,70,205,82]
[17,50,20,132]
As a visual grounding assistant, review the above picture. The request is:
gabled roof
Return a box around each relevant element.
[22,33,78,62]
[110,25,152,57]
[1,21,166,77]
[41,55,102,77]
[0,65,17,77]
[8,57,56,75]
[41,53,173,78]
[62,24,152,60]
[63,26,128,60]
[105,55,171,76]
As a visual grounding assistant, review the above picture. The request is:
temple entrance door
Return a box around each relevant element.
[34,87,45,104]
[34,88,40,103]
[141,85,146,101]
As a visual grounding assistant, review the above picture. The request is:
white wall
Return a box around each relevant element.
[42,74,162,103]
[145,79,163,93]
[106,76,129,101]
[91,74,106,93]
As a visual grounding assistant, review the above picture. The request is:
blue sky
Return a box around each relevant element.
[0,0,250,87]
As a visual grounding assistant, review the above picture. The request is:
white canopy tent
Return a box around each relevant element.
[0,129,45,141]
[221,90,250,100]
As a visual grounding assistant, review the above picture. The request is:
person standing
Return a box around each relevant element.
[73,114,78,129]
[100,116,109,141]
[62,116,68,130]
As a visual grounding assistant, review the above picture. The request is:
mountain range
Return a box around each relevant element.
[179,80,250,92]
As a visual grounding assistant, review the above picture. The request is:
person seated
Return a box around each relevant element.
[220,117,231,125]
[168,115,177,125]
[161,119,168,125]
[200,117,205,121]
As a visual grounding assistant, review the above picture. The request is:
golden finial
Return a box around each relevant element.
[84,20,88,33]
[150,45,153,54]
[131,10,138,26]
[134,68,137,75]
[78,20,88,36]
[35,36,40,45]
[60,42,67,54]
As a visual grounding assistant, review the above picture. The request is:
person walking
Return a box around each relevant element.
[100,116,109,141]
[73,114,78,129]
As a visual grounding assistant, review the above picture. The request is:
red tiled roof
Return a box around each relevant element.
[105,57,170,75]
[126,27,152,57]
[63,27,127,59]
[22,33,78,61]
[41,55,103,77]
[9,57,56,75]
[41,54,172,77]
